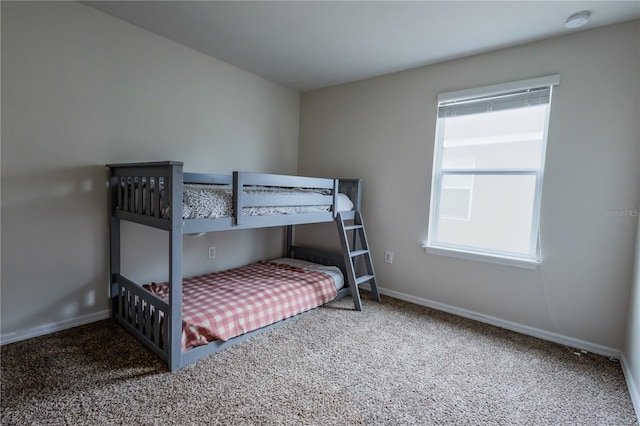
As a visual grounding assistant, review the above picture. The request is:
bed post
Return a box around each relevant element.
[332,179,339,218]
[233,171,243,226]
[285,225,293,258]
[354,179,363,211]
[168,164,184,371]
[108,167,120,320]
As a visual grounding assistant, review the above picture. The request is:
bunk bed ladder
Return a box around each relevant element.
[336,211,381,311]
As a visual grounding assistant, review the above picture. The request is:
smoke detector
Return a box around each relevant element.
[565,11,591,29]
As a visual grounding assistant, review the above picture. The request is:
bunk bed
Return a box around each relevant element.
[107,161,365,371]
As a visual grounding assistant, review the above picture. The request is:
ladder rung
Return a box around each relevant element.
[355,275,375,285]
[350,249,369,257]
[343,225,363,230]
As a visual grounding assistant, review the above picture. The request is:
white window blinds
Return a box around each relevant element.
[437,87,552,118]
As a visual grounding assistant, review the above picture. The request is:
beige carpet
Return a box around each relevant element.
[1,295,637,425]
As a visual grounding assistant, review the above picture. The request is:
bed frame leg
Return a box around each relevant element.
[108,171,121,320]
[168,164,184,372]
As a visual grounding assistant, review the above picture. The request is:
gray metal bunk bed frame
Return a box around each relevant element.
[107,161,362,371]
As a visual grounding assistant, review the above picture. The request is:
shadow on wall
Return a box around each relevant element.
[1,165,110,336]
[294,222,342,253]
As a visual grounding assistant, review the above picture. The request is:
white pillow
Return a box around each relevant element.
[337,193,354,211]
[270,258,345,290]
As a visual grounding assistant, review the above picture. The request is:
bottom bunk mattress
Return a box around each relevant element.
[143,260,343,350]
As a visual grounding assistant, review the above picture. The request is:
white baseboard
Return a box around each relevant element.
[621,353,640,423]
[362,284,621,359]
[0,310,110,346]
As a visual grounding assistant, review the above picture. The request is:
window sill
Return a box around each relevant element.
[422,244,540,270]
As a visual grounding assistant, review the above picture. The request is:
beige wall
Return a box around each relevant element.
[625,26,640,417]
[1,2,299,337]
[626,213,640,417]
[298,21,640,351]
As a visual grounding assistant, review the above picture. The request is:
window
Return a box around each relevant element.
[440,158,475,221]
[426,75,559,268]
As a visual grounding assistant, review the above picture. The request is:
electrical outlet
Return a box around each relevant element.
[208,246,216,259]
[384,250,394,264]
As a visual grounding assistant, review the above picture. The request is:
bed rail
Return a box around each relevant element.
[107,161,182,231]
[111,274,171,362]
[233,171,338,226]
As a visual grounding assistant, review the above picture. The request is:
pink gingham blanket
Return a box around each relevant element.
[144,261,338,350]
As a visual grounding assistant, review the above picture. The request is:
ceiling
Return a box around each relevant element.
[86,1,640,92]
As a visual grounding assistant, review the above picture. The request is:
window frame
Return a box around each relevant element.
[426,75,559,269]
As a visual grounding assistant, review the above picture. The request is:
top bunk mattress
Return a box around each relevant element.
[144,259,343,350]
[183,184,352,219]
